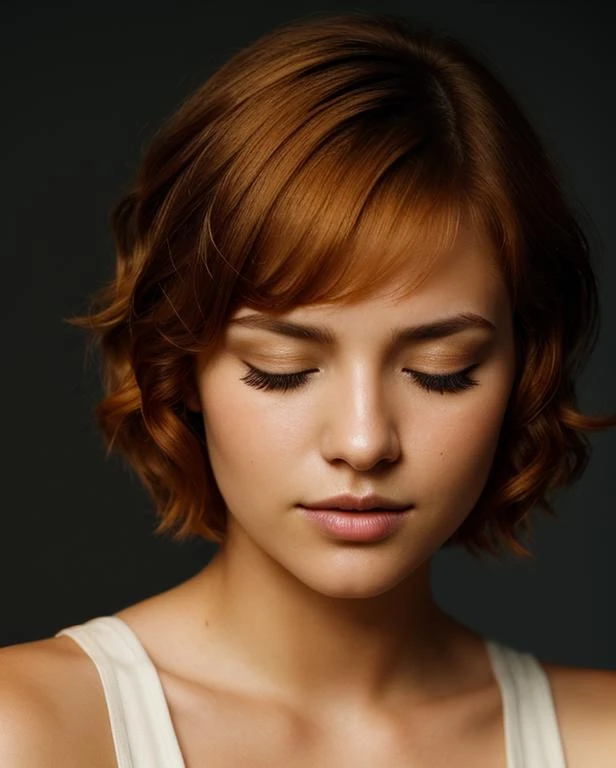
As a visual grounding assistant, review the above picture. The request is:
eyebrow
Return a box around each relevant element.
[228,311,496,346]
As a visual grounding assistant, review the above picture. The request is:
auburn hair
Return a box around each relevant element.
[67,11,616,558]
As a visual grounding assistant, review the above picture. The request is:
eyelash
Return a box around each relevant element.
[239,363,480,395]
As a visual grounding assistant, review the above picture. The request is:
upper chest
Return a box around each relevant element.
[57,641,611,768]
[152,671,509,768]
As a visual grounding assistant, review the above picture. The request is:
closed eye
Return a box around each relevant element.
[404,364,480,394]
[239,363,480,395]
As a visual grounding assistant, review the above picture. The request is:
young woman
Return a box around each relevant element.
[1,11,614,768]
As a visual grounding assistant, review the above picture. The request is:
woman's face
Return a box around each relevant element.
[189,223,517,598]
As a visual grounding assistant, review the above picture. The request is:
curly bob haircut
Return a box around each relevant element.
[68,11,616,559]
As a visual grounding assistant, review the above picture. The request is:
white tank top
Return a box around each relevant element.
[55,615,567,767]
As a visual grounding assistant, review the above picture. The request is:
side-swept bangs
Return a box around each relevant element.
[214,116,479,310]
[68,11,615,556]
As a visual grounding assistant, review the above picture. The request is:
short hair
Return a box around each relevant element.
[67,11,616,559]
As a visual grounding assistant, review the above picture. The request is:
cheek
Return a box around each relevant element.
[415,385,510,514]
[198,368,301,513]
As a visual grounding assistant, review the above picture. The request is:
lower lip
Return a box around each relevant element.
[298,507,411,542]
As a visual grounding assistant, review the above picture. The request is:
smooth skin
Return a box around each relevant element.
[1,222,615,766]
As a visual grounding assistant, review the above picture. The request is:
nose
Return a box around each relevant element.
[320,366,401,472]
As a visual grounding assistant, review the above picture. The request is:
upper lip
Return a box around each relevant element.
[301,493,411,512]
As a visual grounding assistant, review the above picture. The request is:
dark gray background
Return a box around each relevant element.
[2,1,614,666]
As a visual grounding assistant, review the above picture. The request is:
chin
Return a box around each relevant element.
[285,551,422,600]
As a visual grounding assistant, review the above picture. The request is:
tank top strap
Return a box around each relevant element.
[56,616,185,768]
[485,639,567,768]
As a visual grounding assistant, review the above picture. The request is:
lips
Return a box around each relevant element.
[299,507,411,541]
[301,493,410,512]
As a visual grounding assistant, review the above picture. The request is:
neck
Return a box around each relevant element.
[188,524,477,716]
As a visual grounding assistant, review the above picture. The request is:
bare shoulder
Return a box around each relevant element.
[0,635,115,767]
[540,659,616,767]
